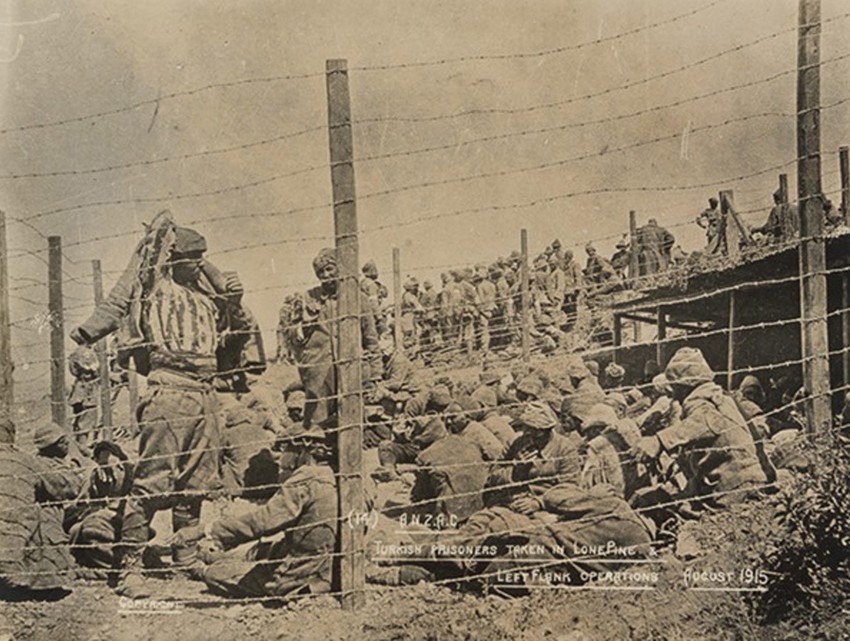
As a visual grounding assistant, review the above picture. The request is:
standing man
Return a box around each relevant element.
[696,197,722,254]
[284,248,380,431]
[70,212,265,597]
[361,260,388,336]
[754,191,800,244]
[476,268,497,353]
[635,218,675,276]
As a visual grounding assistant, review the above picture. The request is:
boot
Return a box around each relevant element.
[114,501,154,599]
[171,498,202,568]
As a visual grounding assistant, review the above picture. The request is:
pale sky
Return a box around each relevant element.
[4,0,850,403]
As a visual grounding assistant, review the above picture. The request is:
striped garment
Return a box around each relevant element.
[146,278,219,358]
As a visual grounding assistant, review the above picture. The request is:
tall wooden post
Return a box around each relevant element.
[842,275,850,392]
[612,314,622,363]
[92,260,113,440]
[127,359,139,435]
[48,236,66,428]
[720,190,741,262]
[520,229,530,362]
[797,0,830,433]
[727,290,736,390]
[840,146,849,224]
[779,173,789,204]
[392,248,403,354]
[0,212,13,444]
[326,58,365,610]
[628,210,639,283]
[656,306,666,367]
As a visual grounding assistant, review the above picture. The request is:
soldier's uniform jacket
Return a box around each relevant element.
[0,445,77,590]
[77,254,264,385]
[656,382,766,500]
[413,434,488,523]
[476,280,497,317]
[208,463,338,593]
[285,285,379,428]
[487,431,582,502]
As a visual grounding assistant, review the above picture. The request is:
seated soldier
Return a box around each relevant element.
[0,440,77,596]
[445,397,504,461]
[219,398,279,502]
[578,404,642,501]
[486,402,582,513]
[64,442,135,572]
[633,347,767,510]
[170,425,338,601]
[376,385,452,472]
[411,422,489,525]
[34,422,87,499]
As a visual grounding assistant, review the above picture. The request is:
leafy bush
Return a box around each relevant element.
[755,435,850,625]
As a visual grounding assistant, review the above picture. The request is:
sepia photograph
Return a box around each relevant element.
[0,0,849,639]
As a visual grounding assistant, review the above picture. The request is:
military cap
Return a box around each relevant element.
[174,227,207,254]
[33,422,68,450]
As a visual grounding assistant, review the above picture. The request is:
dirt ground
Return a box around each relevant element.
[3,498,847,641]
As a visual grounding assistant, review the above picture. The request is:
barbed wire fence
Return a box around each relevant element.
[0,0,849,614]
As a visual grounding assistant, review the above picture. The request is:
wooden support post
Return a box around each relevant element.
[720,190,741,261]
[842,274,850,392]
[91,260,113,440]
[656,306,666,367]
[779,173,789,204]
[613,314,622,363]
[392,248,403,354]
[127,360,138,435]
[634,317,642,343]
[840,146,849,224]
[48,236,66,428]
[727,290,736,390]
[628,210,639,284]
[520,229,530,362]
[0,211,13,444]
[797,0,831,434]
[326,58,365,610]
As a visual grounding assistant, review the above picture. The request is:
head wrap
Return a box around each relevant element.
[664,347,715,386]
[286,390,307,409]
[428,385,453,410]
[583,403,618,429]
[174,227,207,254]
[313,248,337,274]
[362,260,378,278]
[480,370,501,386]
[517,401,559,431]
[517,375,543,398]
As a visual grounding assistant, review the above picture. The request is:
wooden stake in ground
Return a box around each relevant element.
[520,229,530,362]
[91,260,113,440]
[48,236,66,428]
[628,210,638,283]
[326,58,365,610]
[797,0,831,433]
[393,247,403,354]
[840,146,849,224]
[0,212,13,444]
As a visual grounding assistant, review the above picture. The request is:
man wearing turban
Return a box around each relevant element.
[283,248,379,431]
[70,211,265,597]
